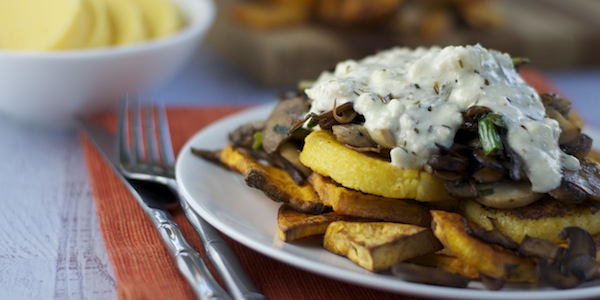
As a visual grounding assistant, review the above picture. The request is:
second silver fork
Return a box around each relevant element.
[118,98,265,300]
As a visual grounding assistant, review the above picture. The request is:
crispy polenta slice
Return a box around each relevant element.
[324,221,442,272]
[299,130,452,202]
[309,173,431,226]
[218,145,324,214]
[277,204,365,241]
[461,198,600,243]
[431,210,535,282]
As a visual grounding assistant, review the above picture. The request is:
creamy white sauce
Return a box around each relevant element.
[305,44,580,193]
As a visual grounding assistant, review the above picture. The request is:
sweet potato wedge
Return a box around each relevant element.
[324,221,442,272]
[277,204,366,241]
[309,173,431,226]
[212,145,324,214]
[431,210,535,282]
[409,252,480,280]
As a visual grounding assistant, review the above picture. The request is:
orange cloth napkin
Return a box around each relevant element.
[82,108,436,300]
[81,68,553,300]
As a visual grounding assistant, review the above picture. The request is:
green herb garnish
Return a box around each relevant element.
[478,114,504,156]
[297,80,315,92]
[252,131,263,150]
[512,57,531,71]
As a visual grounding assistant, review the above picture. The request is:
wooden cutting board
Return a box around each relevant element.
[206,0,600,87]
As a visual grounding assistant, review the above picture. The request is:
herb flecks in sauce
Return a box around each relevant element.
[305,44,580,193]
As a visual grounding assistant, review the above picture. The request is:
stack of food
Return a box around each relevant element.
[193,44,600,289]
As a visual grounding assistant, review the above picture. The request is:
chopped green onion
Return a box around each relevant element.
[297,80,315,92]
[252,131,263,150]
[485,113,505,128]
[512,57,531,71]
[478,114,504,156]
[306,117,318,129]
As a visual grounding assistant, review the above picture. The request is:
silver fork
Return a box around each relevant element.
[118,97,265,300]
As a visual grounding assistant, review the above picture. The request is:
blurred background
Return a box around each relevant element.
[203,0,600,87]
[2,0,598,125]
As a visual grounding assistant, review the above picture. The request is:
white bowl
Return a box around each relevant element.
[0,0,215,127]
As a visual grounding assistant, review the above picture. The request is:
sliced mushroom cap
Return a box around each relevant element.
[541,93,573,117]
[549,180,587,204]
[518,235,564,264]
[472,148,504,171]
[269,152,307,184]
[472,167,505,183]
[501,135,527,182]
[545,105,580,145]
[332,100,357,123]
[228,120,265,148]
[561,133,593,160]
[462,106,492,133]
[536,226,600,289]
[331,124,378,148]
[262,97,309,154]
[368,128,396,149]
[537,259,582,289]
[561,160,600,201]
[191,148,223,165]
[309,101,357,130]
[560,255,599,282]
[463,217,518,251]
[464,105,492,120]
[432,170,464,181]
[476,181,544,209]
[278,142,312,178]
[559,227,595,254]
[445,180,478,199]
[391,262,470,288]
[559,227,598,278]
[427,154,469,172]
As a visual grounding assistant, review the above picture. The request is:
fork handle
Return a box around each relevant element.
[180,200,266,300]
[148,208,232,300]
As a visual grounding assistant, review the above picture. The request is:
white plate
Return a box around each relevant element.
[176,102,600,300]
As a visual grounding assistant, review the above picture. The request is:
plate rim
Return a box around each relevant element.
[175,102,600,300]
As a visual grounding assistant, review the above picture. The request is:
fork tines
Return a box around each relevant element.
[118,96,175,180]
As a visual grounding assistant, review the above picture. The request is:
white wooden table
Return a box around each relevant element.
[1,47,599,300]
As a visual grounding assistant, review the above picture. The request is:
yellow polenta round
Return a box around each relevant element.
[131,0,183,39]
[0,0,92,51]
[105,0,149,45]
[299,130,452,202]
[461,199,600,243]
[86,0,112,48]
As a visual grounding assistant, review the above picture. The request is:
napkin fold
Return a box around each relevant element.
[81,69,555,300]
